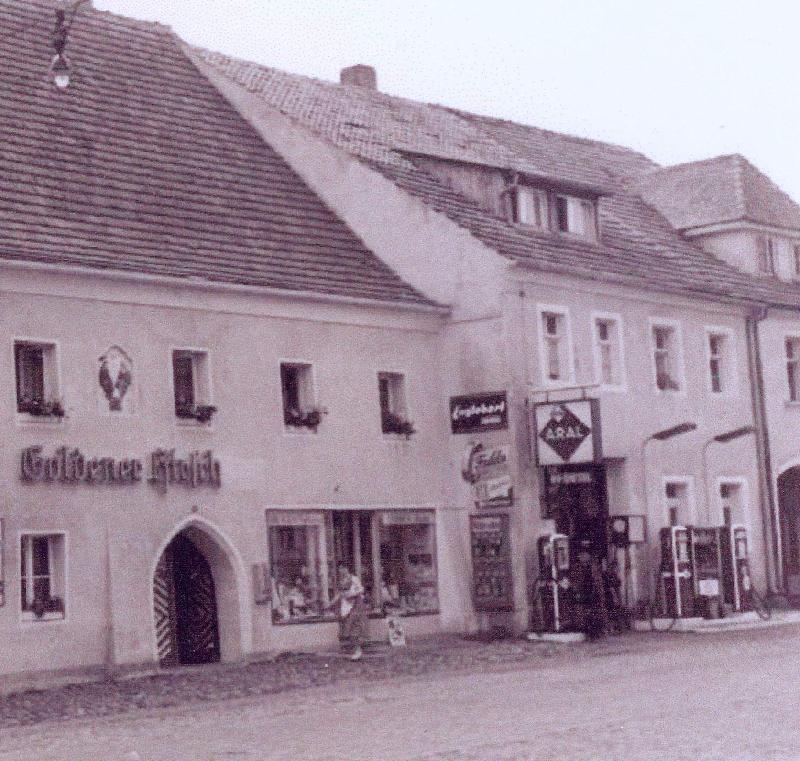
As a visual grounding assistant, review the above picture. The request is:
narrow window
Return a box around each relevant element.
[708,333,727,393]
[594,317,622,387]
[554,196,596,239]
[555,196,570,233]
[20,534,65,620]
[652,325,681,392]
[281,363,317,429]
[757,237,776,274]
[664,482,689,526]
[14,341,61,416]
[787,338,800,402]
[794,244,800,277]
[172,350,212,421]
[719,482,745,527]
[514,188,548,229]
[378,372,413,435]
[543,312,564,381]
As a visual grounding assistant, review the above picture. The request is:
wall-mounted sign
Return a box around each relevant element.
[450,392,508,434]
[20,446,221,491]
[533,399,602,466]
[462,442,513,508]
[469,514,514,612]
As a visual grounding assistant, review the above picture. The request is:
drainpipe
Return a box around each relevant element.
[745,306,780,593]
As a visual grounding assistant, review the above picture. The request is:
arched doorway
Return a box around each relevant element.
[153,530,228,666]
[778,466,800,597]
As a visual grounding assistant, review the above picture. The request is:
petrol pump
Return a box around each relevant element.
[536,534,571,631]
[659,526,693,617]
[688,526,724,617]
[720,524,752,612]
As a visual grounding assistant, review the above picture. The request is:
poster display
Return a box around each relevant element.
[469,514,514,612]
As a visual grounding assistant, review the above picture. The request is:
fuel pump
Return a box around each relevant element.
[536,534,571,632]
[689,526,723,618]
[659,526,693,617]
[720,524,751,612]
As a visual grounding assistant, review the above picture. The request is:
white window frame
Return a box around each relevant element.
[662,477,696,527]
[170,346,213,425]
[377,370,412,437]
[12,337,63,423]
[648,319,686,396]
[715,477,751,533]
[513,187,549,230]
[18,531,68,624]
[554,194,597,240]
[703,326,738,397]
[757,236,777,275]
[279,359,319,435]
[536,304,575,387]
[786,335,800,404]
[590,311,626,391]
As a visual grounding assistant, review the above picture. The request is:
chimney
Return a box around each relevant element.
[340,64,377,90]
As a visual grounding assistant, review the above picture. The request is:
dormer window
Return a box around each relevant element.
[757,236,776,275]
[512,187,548,229]
[555,195,596,239]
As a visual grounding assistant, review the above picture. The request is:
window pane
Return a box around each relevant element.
[379,512,438,614]
[710,358,722,393]
[280,364,300,412]
[172,354,194,409]
[597,321,609,342]
[555,197,569,232]
[31,536,49,576]
[600,343,613,384]
[15,343,45,406]
[269,525,325,622]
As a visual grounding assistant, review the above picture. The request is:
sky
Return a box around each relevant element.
[92,0,800,203]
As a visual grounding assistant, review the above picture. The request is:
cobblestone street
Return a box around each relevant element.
[3,625,800,760]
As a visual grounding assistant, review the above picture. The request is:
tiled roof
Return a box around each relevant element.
[635,154,800,232]
[0,0,436,308]
[198,50,800,310]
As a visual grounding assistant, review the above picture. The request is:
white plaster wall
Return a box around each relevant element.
[0,267,453,676]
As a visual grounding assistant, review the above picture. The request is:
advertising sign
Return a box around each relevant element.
[469,514,514,612]
[462,443,513,508]
[533,399,602,466]
[450,392,508,434]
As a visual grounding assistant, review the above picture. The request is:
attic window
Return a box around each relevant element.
[512,187,548,229]
[757,237,776,275]
[555,195,596,240]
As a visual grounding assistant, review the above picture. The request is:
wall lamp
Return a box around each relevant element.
[702,425,756,522]
[49,0,90,90]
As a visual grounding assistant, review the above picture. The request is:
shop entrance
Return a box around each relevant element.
[778,466,800,597]
[545,463,609,561]
[153,532,221,666]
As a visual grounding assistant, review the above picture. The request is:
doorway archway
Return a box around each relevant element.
[778,466,800,597]
[152,520,245,666]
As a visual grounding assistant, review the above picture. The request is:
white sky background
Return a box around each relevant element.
[93,0,800,203]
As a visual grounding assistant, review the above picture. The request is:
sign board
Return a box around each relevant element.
[469,514,514,612]
[450,392,508,434]
[533,399,602,466]
[462,443,513,508]
[387,615,407,647]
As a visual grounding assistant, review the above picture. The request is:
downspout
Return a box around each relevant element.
[745,306,780,592]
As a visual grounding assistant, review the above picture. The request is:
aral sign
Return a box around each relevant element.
[533,399,602,465]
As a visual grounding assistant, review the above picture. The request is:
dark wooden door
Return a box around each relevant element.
[154,534,221,666]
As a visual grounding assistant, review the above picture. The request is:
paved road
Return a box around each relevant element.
[2,627,799,760]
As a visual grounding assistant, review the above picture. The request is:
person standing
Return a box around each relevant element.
[331,565,367,660]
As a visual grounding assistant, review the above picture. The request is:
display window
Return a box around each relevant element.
[266,509,438,624]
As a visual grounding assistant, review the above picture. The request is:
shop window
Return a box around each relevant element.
[280,362,320,430]
[706,330,735,395]
[172,349,214,423]
[20,533,65,620]
[538,308,573,385]
[266,509,439,624]
[787,337,800,402]
[14,341,63,417]
[651,323,683,392]
[512,187,548,229]
[664,481,691,527]
[554,195,596,240]
[757,236,776,275]
[378,372,414,436]
[592,315,624,388]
